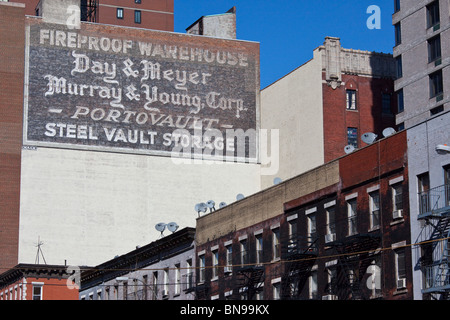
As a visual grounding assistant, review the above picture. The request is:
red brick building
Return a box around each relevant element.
[0,264,79,300]
[194,130,412,300]
[11,0,174,31]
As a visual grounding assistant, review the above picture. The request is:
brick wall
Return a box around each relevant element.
[0,2,25,272]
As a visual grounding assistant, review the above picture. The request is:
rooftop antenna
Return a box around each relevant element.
[206,200,216,212]
[155,223,167,237]
[195,203,207,217]
[167,222,179,233]
[382,127,396,138]
[273,177,283,185]
[344,145,356,154]
[35,236,47,265]
[361,132,378,145]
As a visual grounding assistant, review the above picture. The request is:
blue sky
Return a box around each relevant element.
[174,1,395,89]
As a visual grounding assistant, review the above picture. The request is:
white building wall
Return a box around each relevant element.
[19,147,260,266]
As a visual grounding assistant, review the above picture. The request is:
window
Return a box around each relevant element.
[116,8,124,19]
[397,89,404,113]
[392,183,403,215]
[325,267,338,298]
[307,213,317,239]
[394,0,400,13]
[272,281,281,300]
[382,93,392,115]
[395,248,407,289]
[347,198,357,236]
[347,127,358,148]
[163,269,169,297]
[444,165,450,206]
[272,228,280,260]
[135,10,141,24]
[32,283,43,300]
[135,0,141,3]
[152,272,158,300]
[309,270,318,299]
[288,218,297,240]
[185,259,194,290]
[240,239,248,265]
[428,35,441,63]
[212,250,219,279]
[429,70,443,98]
[346,89,357,110]
[326,206,336,240]
[426,1,440,29]
[418,172,430,214]
[225,245,233,273]
[395,55,402,79]
[174,264,181,295]
[256,234,263,265]
[394,23,401,46]
[198,255,205,283]
[369,191,380,229]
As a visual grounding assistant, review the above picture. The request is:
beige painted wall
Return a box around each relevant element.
[260,48,324,189]
[19,147,260,266]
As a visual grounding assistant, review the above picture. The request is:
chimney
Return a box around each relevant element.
[186,6,236,39]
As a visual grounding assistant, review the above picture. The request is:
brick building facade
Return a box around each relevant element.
[194,130,412,300]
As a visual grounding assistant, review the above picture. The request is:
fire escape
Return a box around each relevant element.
[80,0,98,22]
[418,184,450,299]
[280,235,318,299]
[324,215,382,300]
[234,250,264,300]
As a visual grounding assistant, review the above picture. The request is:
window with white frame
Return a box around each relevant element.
[308,212,317,239]
[152,272,158,300]
[225,245,233,274]
[309,270,318,299]
[272,228,280,260]
[326,206,336,241]
[240,239,248,265]
[369,191,380,229]
[347,198,358,236]
[346,89,357,110]
[256,234,263,265]
[198,254,205,283]
[32,283,43,300]
[174,264,181,295]
[272,279,281,300]
[392,183,403,217]
[395,248,407,289]
[212,249,219,279]
[163,268,169,297]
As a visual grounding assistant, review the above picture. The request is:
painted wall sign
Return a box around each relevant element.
[24,22,259,161]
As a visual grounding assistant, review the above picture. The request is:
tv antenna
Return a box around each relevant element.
[167,222,179,233]
[361,132,378,145]
[155,223,167,237]
[35,236,47,265]
[344,145,356,154]
[273,177,283,185]
[195,203,207,217]
[206,200,216,212]
[382,127,396,138]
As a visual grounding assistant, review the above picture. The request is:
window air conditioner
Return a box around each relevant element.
[393,209,403,219]
[397,278,406,289]
[325,233,336,243]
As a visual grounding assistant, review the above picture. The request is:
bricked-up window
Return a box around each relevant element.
[382,93,392,115]
[135,10,141,24]
[117,8,124,19]
[346,89,357,110]
[426,1,440,29]
[347,127,358,148]
[429,70,443,98]
[394,22,401,46]
[428,35,442,63]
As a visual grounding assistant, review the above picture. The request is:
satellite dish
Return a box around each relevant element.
[219,202,227,209]
[273,177,283,185]
[382,127,396,138]
[167,222,179,233]
[206,200,216,211]
[361,132,378,144]
[155,223,166,236]
[236,194,245,201]
[344,145,355,154]
[195,202,208,217]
